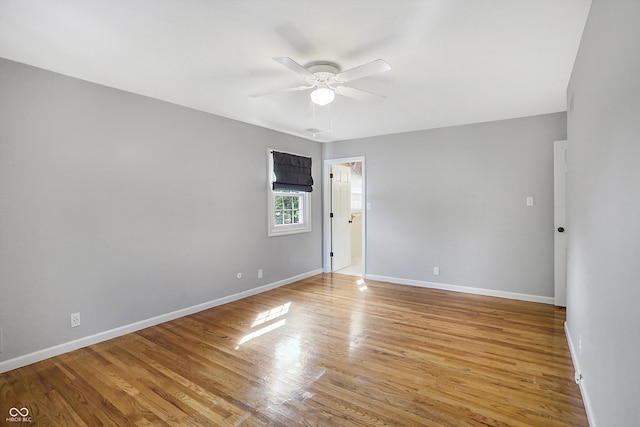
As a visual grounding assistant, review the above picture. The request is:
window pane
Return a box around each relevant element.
[284,212,292,224]
[293,196,299,209]
[284,197,293,209]
[275,211,283,225]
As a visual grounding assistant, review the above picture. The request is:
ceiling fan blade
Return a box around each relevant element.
[335,59,391,83]
[335,86,387,103]
[249,85,313,98]
[273,57,317,80]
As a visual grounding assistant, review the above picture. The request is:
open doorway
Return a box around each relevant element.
[323,157,365,277]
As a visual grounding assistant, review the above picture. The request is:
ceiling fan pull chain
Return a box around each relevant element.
[312,101,317,123]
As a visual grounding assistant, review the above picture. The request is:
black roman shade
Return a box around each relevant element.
[272,151,314,192]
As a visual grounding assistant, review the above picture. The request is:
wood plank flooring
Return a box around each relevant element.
[0,274,588,426]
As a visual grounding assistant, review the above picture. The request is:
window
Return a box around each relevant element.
[268,150,312,236]
[274,192,302,225]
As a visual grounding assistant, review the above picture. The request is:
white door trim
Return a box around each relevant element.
[323,156,366,274]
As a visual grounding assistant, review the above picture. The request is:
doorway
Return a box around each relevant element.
[323,157,365,276]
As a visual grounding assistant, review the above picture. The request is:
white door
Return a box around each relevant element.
[331,164,352,271]
[554,140,568,307]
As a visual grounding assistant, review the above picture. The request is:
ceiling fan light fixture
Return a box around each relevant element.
[310,87,335,106]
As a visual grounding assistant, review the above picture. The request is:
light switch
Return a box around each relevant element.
[526,196,534,207]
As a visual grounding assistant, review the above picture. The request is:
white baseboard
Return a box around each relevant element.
[0,269,323,374]
[364,274,555,304]
[564,322,596,427]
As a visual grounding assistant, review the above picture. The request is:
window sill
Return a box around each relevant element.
[268,224,312,237]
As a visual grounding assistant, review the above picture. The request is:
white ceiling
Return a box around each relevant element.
[0,0,591,143]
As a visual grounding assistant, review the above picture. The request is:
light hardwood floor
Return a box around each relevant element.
[0,274,587,426]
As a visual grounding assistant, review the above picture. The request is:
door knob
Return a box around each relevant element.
[557,227,565,233]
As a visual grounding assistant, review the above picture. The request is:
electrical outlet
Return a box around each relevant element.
[258,269,263,279]
[433,266,440,276]
[70,312,81,328]
[236,272,242,279]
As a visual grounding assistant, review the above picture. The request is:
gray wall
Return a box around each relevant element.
[325,113,566,298]
[0,59,322,363]
[566,1,640,425]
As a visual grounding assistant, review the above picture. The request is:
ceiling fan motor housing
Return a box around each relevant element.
[306,62,340,85]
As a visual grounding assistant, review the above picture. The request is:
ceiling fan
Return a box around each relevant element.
[250,57,391,105]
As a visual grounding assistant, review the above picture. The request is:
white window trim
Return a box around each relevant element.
[268,149,312,237]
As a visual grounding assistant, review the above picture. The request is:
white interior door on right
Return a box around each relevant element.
[331,164,352,272]
[554,140,568,307]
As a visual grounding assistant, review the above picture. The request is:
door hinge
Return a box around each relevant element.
[330,252,334,257]
[330,212,334,218]
[330,173,334,179]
